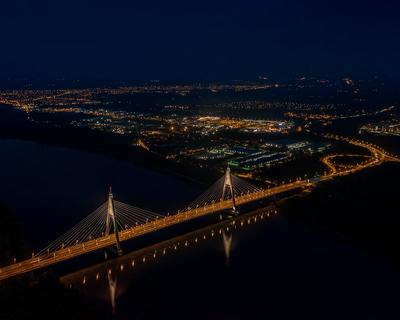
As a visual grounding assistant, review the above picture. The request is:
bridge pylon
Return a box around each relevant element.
[221,166,238,214]
[106,187,123,256]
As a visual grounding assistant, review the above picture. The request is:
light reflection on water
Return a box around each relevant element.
[60,206,278,312]
[223,230,233,265]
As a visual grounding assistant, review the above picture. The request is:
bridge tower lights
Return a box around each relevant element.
[222,166,238,214]
[106,187,123,256]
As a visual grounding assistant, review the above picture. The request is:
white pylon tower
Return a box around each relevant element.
[106,187,123,256]
[221,166,237,212]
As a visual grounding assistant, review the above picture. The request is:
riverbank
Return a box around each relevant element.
[0,106,218,187]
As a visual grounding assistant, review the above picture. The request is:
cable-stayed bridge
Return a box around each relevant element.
[1,135,398,281]
[0,167,309,280]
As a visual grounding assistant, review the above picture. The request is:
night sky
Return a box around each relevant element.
[1,0,399,81]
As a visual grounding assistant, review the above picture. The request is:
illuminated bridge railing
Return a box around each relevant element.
[0,179,310,280]
[0,168,315,281]
[2,135,399,281]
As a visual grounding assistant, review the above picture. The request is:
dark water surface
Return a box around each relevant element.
[63,207,400,319]
[1,139,400,319]
[0,139,200,249]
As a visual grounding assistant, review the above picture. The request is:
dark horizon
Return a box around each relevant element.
[0,74,399,90]
[1,0,400,81]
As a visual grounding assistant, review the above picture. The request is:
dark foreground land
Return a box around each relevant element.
[280,162,400,265]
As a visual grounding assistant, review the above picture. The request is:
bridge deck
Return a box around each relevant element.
[0,181,308,280]
[1,135,397,281]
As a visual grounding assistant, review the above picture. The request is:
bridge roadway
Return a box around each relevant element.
[0,180,310,280]
[1,135,398,281]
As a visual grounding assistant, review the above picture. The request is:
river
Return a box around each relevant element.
[1,139,400,319]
